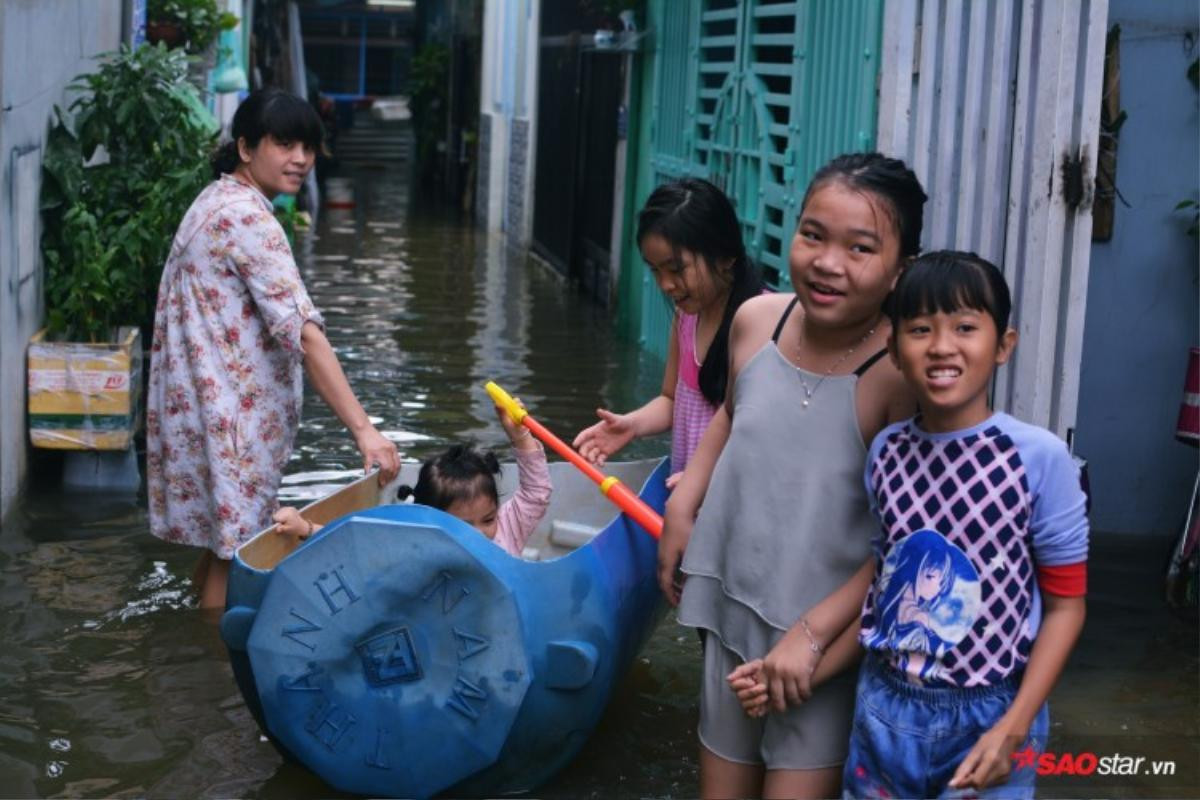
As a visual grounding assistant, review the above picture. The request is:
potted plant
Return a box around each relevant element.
[31,44,217,451]
[145,0,239,56]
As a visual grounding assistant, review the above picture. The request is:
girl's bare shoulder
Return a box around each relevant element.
[857,340,919,430]
[732,292,793,337]
[728,293,792,371]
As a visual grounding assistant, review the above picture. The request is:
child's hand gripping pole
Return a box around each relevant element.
[486,381,663,539]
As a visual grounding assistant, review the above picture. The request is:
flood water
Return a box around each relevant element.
[0,166,1195,799]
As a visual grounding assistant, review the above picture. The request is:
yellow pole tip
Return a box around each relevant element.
[485,381,526,423]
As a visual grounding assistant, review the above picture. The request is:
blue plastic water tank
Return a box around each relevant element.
[222,460,668,798]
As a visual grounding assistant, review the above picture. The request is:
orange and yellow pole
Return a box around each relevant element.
[485,381,663,539]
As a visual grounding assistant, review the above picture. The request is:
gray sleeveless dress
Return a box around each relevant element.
[677,298,885,766]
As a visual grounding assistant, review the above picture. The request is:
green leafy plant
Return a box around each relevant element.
[273,201,310,246]
[147,0,238,54]
[41,43,217,341]
[407,43,450,186]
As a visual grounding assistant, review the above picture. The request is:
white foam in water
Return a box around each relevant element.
[382,430,434,444]
[77,562,192,632]
[136,561,171,592]
[280,469,364,485]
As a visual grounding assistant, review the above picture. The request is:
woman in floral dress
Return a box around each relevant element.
[147,89,399,608]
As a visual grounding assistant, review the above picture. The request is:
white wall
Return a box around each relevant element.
[1075,0,1200,537]
[0,0,127,520]
[478,0,539,244]
[479,0,505,231]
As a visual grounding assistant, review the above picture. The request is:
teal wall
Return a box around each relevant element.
[617,0,883,358]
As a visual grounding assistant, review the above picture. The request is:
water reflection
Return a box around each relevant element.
[0,165,687,798]
[4,164,1193,798]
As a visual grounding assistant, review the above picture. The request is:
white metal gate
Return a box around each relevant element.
[876,0,1109,439]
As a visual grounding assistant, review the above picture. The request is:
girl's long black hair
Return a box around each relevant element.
[636,178,763,405]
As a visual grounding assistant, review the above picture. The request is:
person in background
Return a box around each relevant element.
[147,88,399,609]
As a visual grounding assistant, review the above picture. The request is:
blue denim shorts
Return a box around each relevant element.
[842,655,1049,799]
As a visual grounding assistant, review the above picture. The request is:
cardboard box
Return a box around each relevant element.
[27,327,142,450]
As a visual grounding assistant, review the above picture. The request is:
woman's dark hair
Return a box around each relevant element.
[636,178,764,405]
[210,88,325,179]
[801,152,928,259]
[888,250,1013,334]
[396,444,501,511]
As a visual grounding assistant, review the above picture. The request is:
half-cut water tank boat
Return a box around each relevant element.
[219,457,668,797]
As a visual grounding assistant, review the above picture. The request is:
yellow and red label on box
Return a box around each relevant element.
[27,327,142,450]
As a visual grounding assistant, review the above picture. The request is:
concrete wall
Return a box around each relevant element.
[0,0,127,520]
[478,0,538,243]
[1075,0,1200,536]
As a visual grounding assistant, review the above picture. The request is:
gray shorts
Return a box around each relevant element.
[698,634,856,770]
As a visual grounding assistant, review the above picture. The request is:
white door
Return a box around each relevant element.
[876,0,1109,440]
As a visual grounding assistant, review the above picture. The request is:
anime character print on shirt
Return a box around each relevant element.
[860,420,1043,688]
[864,529,980,683]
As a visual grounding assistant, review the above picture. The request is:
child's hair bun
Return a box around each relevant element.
[412,443,504,511]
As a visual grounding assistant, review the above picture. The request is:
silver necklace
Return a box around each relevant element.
[796,319,879,408]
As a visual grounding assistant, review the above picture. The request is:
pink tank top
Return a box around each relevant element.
[672,312,718,473]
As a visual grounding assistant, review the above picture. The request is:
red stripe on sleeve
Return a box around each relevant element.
[1037,562,1087,597]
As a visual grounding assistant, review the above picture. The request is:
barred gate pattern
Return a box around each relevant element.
[629,0,884,359]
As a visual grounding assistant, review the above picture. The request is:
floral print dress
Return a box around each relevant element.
[147,176,323,559]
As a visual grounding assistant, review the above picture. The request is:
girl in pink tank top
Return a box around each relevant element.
[672,311,714,473]
[573,179,764,483]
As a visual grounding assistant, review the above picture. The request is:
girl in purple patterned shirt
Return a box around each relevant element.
[732,251,1088,798]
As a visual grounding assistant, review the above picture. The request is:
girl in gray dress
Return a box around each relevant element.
[660,153,926,799]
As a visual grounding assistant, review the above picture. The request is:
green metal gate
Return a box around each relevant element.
[618,0,883,359]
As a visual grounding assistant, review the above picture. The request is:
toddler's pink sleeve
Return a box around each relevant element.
[494,444,553,556]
